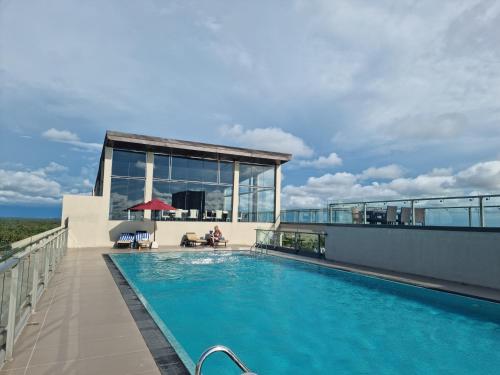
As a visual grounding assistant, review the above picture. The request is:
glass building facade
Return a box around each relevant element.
[238,163,275,222]
[108,147,280,222]
[109,150,146,220]
[152,155,233,221]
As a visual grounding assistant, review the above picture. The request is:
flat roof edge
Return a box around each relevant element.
[105,130,292,162]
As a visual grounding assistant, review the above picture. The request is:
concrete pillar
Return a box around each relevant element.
[102,147,113,219]
[144,152,154,219]
[274,163,281,226]
[232,161,240,223]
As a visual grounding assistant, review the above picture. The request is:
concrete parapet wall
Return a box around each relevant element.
[62,194,270,248]
[279,223,500,290]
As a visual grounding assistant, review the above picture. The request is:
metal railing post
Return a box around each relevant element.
[411,200,415,225]
[468,207,472,227]
[30,249,40,313]
[44,236,51,287]
[317,233,321,256]
[6,264,19,361]
[479,196,485,227]
[363,203,367,224]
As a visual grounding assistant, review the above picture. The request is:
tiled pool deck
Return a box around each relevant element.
[1,246,499,375]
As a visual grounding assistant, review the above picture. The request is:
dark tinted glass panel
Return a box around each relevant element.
[109,178,145,220]
[152,181,232,221]
[239,164,253,185]
[112,150,146,177]
[152,181,187,207]
[153,154,170,180]
[220,161,233,184]
[202,160,218,183]
[171,157,189,181]
[172,157,218,182]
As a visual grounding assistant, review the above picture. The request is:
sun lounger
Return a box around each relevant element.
[116,232,134,248]
[185,232,208,247]
[213,237,228,247]
[135,231,151,249]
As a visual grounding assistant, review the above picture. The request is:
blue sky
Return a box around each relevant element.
[1,0,500,217]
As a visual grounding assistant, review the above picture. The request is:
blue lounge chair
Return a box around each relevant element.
[116,232,134,248]
[135,231,151,249]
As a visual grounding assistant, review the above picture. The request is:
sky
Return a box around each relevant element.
[1,0,500,217]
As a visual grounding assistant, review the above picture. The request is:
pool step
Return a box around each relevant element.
[195,345,257,375]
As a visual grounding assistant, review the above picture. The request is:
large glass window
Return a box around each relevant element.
[171,157,218,183]
[109,150,146,220]
[109,178,145,220]
[111,150,146,177]
[152,181,232,221]
[220,161,234,184]
[239,164,274,187]
[152,155,233,221]
[153,154,170,180]
[239,163,275,222]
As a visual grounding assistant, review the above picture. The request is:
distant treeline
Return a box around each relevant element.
[0,218,60,247]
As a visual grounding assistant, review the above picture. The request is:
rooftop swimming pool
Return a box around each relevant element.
[111,251,500,375]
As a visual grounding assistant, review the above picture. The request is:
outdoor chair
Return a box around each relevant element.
[215,210,223,221]
[135,231,151,249]
[116,232,134,248]
[399,207,411,225]
[414,208,425,226]
[161,210,173,221]
[184,232,207,247]
[386,206,398,224]
[174,210,183,220]
[189,209,199,220]
[213,236,228,247]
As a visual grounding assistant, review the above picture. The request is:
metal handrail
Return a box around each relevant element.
[327,193,500,206]
[0,226,68,364]
[195,345,255,375]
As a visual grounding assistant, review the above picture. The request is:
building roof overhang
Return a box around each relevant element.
[104,130,292,165]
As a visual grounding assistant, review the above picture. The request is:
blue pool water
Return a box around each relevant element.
[111,252,500,375]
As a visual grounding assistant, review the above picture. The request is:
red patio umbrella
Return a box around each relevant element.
[126,199,176,241]
[128,199,176,211]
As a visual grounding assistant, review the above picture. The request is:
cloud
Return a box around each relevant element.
[282,159,500,208]
[297,153,342,169]
[359,164,404,180]
[0,161,96,205]
[41,162,68,174]
[42,128,101,151]
[0,169,62,205]
[219,124,312,157]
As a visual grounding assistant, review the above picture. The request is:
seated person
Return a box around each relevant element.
[207,226,223,246]
[214,226,222,242]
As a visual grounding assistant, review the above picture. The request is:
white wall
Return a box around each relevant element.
[279,223,500,290]
[62,194,272,248]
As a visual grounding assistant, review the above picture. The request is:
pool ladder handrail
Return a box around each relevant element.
[195,345,257,375]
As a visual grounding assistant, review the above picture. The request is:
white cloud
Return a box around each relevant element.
[297,153,342,169]
[359,164,404,180]
[282,159,500,208]
[41,162,68,174]
[0,169,62,204]
[42,128,101,151]
[219,124,312,157]
[42,128,79,142]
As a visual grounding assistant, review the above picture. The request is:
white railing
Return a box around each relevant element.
[0,226,68,366]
